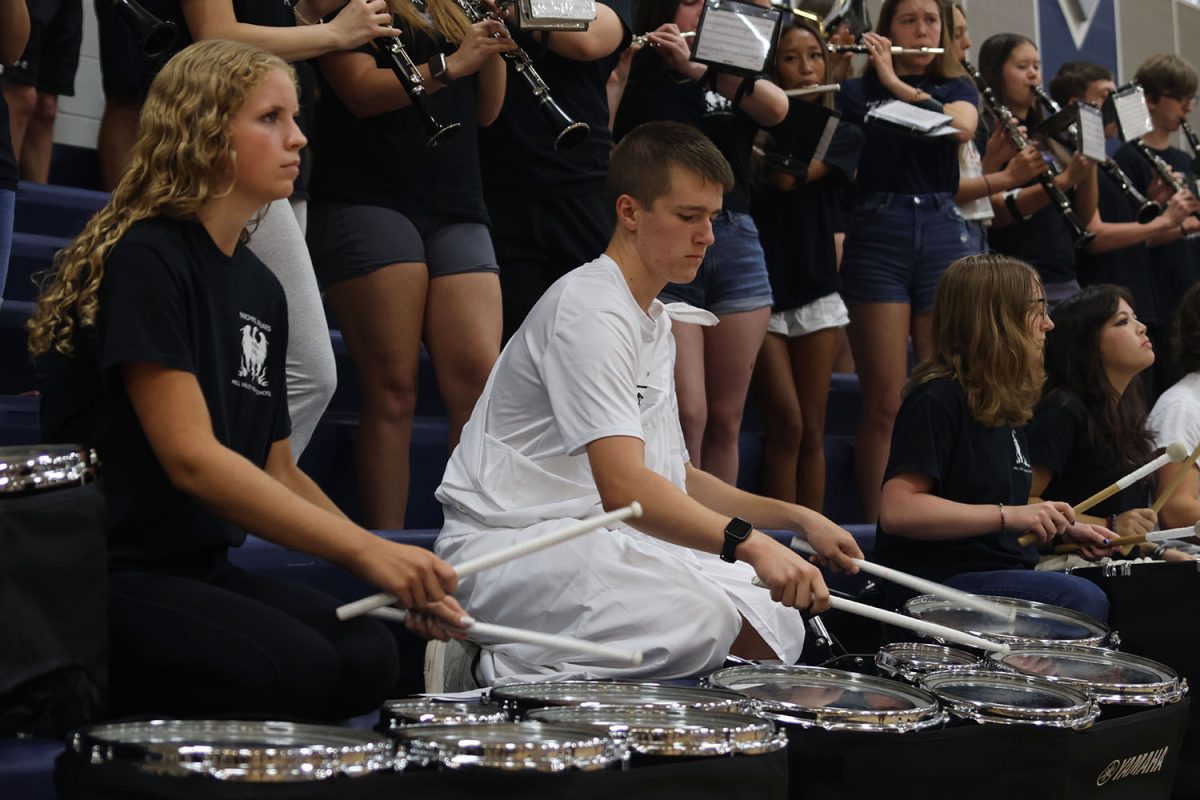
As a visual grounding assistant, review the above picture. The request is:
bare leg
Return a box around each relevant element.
[4,83,35,160]
[847,302,912,522]
[97,98,141,191]
[673,321,707,468]
[700,307,770,485]
[326,263,428,529]
[424,271,502,450]
[19,91,56,183]
[911,310,934,362]
[790,327,841,512]
[752,332,802,503]
[730,614,779,661]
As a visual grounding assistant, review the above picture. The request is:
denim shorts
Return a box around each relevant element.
[840,192,973,313]
[658,211,774,315]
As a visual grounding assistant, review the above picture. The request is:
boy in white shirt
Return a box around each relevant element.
[436,121,863,685]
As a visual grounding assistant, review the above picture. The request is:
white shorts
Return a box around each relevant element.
[767,292,850,338]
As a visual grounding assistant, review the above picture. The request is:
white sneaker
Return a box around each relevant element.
[424,639,482,693]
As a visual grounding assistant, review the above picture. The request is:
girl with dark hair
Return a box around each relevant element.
[612,0,788,486]
[307,0,515,529]
[876,254,1112,619]
[30,41,465,719]
[1028,285,1159,544]
[976,32,1097,307]
[837,0,979,522]
[750,17,863,509]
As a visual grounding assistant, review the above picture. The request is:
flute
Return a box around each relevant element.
[784,83,841,97]
[631,30,695,48]
[963,60,1093,249]
[828,44,943,55]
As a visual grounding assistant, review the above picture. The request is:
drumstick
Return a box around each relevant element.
[336,502,644,621]
[750,577,1008,653]
[1152,441,1200,512]
[1052,522,1200,554]
[369,607,645,665]
[789,537,1016,621]
[1016,442,1189,546]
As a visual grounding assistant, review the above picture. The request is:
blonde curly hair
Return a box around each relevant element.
[28,40,293,358]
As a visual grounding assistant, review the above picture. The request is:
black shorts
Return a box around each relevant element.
[93,0,176,102]
[3,0,83,96]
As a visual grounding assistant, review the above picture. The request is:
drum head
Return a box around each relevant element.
[989,644,1188,706]
[920,669,1100,729]
[703,665,946,733]
[875,643,980,682]
[379,700,506,730]
[526,706,787,757]
[902,594,1110,647]
[70,720,393,781]
[392,722,622,772]
[0,445,98,495]
[486,680,751,717]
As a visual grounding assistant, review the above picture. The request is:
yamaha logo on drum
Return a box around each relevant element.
[1096,746,1169,786]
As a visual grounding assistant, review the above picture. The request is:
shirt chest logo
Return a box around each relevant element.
[233,312,272,397]
[1012,431,1032,473]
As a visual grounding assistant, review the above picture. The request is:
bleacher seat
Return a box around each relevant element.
[7,232,68,303]
[13,181,108,240]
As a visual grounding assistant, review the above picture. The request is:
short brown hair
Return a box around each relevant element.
[608,121,734,208]
[1135,54,1199,101]
[909,254,1045,427]
[1049,61,1113,107]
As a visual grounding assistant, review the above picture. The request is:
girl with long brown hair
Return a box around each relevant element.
[875,254,1112,618]
[30,40,464,719]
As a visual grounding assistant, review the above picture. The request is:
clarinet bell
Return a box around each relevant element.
[113,0,178,59]
[538,94,589,151]
[1136,200,1163,225]
[554,120,590,151]
[426,120,463,147]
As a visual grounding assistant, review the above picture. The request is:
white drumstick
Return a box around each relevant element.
[1017,442,1190,547]
[369,607,644,666]
[336,502,644,621]
[1053,521,1200,554]
[751,577,1008,653]
[789,537,1016,621]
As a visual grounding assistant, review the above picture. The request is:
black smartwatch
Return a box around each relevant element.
[428,52,453,83]
[720,517,753,563]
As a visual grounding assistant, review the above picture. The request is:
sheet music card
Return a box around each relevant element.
[1076,103,1107,162]
[1112,85,1153,141]
[692,0,782,76]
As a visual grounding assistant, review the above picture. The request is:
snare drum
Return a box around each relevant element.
[0,444,99,495]
[485,680,752,718]
[69,719,394,781]
[920,669,1100,729]
[703,664,946,733]
[525,706,787,759]
[988,644,1188,707]
[902,594,1114,648]
[875,642,981,683]
[391,722,623,772]
[379,700,506,731]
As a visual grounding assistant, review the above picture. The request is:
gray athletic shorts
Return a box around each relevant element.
[307,203,498,289]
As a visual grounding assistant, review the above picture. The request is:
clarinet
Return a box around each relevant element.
[375,27,463,147]
[962,61,1093,249]
[1130,139,1200,222]
[1180,119,1200,174]
[1032,86,1161,223]
[451,0,590,151]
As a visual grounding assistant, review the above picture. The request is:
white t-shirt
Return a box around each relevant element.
[956,140,994,222]
[1149,372,1200,456]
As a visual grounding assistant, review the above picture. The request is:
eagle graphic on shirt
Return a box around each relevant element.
[239,323,269,388]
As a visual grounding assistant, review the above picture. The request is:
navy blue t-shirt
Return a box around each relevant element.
[874,378,1038,583]
[752,111,863,310]
[613,61,761,213]
[838,70,975,195]
[1076,166,1160,326]
[1027,390,1150,519]
[40,217,291,571]
[309,29,489,224]
[478,0,632,196]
